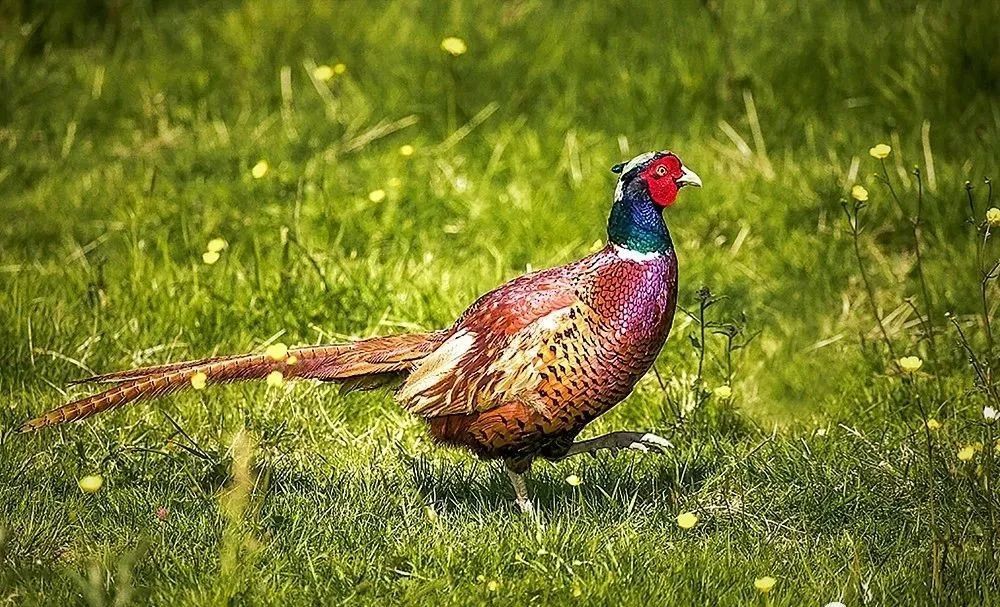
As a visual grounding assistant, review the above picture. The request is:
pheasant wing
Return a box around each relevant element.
[397,271,601,418]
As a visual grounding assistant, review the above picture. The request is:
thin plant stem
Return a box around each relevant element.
[912,169,943,399]
[908,376,941,598]
[844,201,898,362]
[950,316,1000,407]
[966,182,995,351]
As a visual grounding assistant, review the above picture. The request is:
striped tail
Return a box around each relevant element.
[19,331,447,433]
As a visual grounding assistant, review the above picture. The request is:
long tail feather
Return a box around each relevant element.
[19,331,446,433]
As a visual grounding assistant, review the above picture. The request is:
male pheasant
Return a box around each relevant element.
[21,150,701,511]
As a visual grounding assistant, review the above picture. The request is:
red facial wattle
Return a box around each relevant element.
[640,155,685,207]
[647,175,680,207]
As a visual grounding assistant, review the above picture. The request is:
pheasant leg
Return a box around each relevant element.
[554,431,673,460]
[504,460,535,515]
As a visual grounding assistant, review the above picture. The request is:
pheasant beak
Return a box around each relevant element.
[677,167,702,189]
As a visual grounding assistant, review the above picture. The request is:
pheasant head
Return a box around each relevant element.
[607,151,701,254]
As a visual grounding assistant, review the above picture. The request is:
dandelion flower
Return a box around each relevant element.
[440,37,467,56]
[312,65,334,81]
[754,576,777,593]
[676,511,699,529]
[368,189,386,203]
[202,250,220,265]
[958,445,976,462]
[399,144,415,157]
[286,355,298,365]
[190,371,207,390]
[265,342,288,361]
[78,475,104,494]
[869,144,891,159]
[984,406,998,421]
[713,385,733,399]
[565,474,582,487]
[251,160,269,179]
[926,418,941,431]
[851,185,869,202]
[207,238,227,253]
[266,370,284,387]
[333,63,347,75]
[897,356,922,373]
[987,208,1000,227]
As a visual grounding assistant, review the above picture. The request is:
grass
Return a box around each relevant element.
[1,0,999,604]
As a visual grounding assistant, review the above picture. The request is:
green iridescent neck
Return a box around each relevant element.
[606,188,673,254]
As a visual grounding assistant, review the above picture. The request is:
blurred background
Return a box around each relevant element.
[1,0,999,603]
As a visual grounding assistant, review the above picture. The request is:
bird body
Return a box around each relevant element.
[416,244,677,465]
[20,150,701,510]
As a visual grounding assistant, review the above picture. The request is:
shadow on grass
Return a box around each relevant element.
[407,454,718,514]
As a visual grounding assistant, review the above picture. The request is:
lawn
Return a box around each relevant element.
[1,0,999,604]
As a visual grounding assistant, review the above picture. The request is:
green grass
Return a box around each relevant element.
[2,0,999,604]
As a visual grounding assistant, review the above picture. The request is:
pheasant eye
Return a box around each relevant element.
[654,165,668,177]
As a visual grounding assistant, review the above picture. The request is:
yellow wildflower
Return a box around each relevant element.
[869,144,891,159]
[368,189,386,203]
[713,385,733,399]
[266,370,284,387]
[190,371,207,390]
[78,475,104,493]
[754,576,777,593]
[676,511,699,529]
[958,445,976,462]
[925,418,941,431]
[265,342,288,361]
[486,580,500,592]
[202,251,220,265]
[312,65,334,81]
[897,356,922,373]
[207,238,227,253]
[251,160,269,179]
[987,207,1000,227]
[399,144,415,157]
[440,37,467,56]
[333,63,346,75]
[851,185,869,202]
[565,474,582,487]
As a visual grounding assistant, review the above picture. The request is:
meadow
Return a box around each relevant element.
[1,0,999,604]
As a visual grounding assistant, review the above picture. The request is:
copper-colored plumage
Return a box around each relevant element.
[19,332,446,432]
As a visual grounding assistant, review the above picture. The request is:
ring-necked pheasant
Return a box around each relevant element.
[20,150,700,512]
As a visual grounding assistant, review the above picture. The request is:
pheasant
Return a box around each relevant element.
[20,150,701,512]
